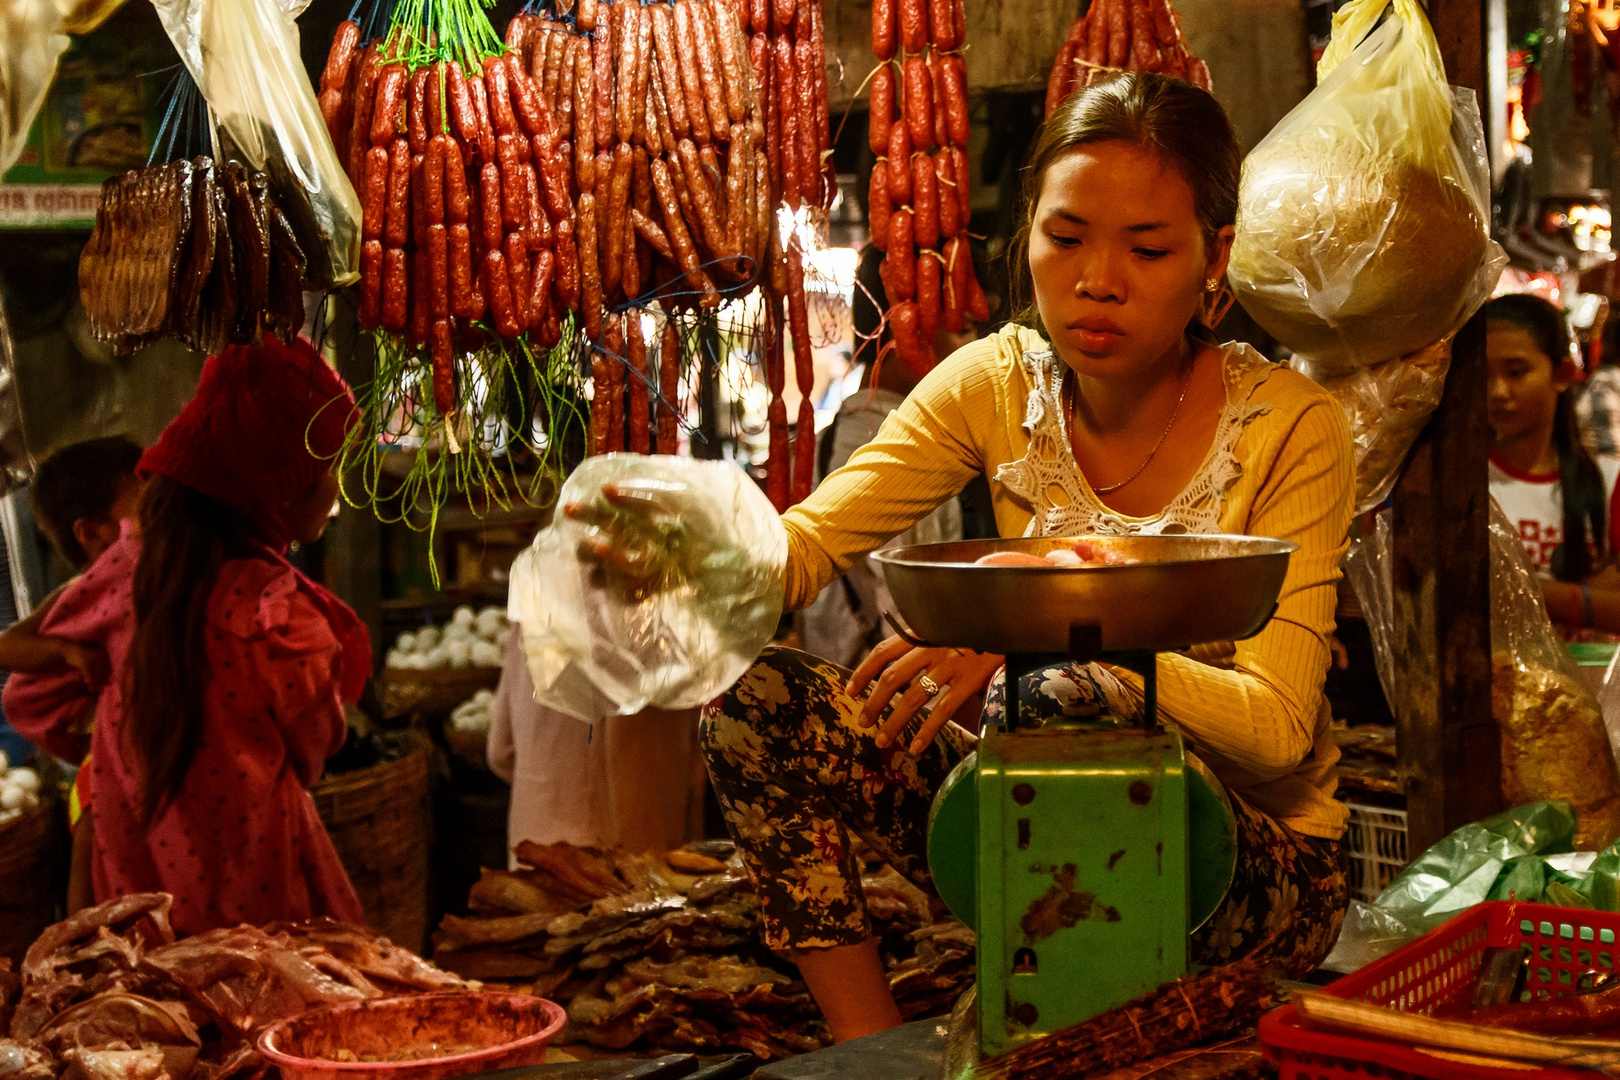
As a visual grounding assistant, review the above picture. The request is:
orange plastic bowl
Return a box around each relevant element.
[256,993,566,1080]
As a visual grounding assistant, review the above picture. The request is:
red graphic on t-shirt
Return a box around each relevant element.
[1519,519,1561,572]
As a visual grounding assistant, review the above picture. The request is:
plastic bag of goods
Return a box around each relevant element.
[1227,0,1504,377]
[1490,501,1620,850]
[1,0,126,175]
[509,455,786,723]
[149,0,360,288]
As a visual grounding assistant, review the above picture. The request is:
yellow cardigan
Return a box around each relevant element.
[780,324,1354,841]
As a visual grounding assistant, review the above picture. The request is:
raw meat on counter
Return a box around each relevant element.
[0,894,467,1080]
[974,540,1141,568]
[433,840,974,1060]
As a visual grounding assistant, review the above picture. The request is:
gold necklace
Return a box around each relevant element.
[1071,360,1193,496]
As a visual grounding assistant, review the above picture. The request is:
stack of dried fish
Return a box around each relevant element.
[79,158,308,356]
[0,894,468,1080]
[432,840,975,1060]
[1330,723,1399,797]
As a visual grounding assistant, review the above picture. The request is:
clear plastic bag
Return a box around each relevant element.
[1299,335,1452,514]
[1489,501,1620,850]
[1348,501,1620,850]
[150,0,360,288]
[1,0,123,175]
[1228,0,1505,376]
[509,454,787,723]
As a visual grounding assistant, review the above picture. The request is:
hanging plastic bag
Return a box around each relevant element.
[1347,501,1620,849]
[0,0,125,175]
[1302,335,1453,514]
[509,455,787,723]
[149,0,359,288]
[1228,0,1505,377]
[1489,500,1620,849]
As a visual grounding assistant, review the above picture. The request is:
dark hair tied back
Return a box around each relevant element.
[1008,72,1241,334]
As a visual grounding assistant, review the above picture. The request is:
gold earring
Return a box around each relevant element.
[1205,277,1221,291]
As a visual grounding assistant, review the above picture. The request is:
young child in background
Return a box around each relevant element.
[0,435,144,911]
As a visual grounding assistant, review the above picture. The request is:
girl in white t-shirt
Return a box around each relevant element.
[1487,293,1620,633]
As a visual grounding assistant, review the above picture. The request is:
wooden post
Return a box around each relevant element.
[320,298,384,669]
[1390,0,1499,855]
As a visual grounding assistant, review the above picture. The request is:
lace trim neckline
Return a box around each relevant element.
[995,343,1276,537]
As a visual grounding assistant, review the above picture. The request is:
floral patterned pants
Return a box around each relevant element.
[700,646,1348,977]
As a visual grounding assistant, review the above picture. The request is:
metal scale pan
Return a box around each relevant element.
[874,534,1296,1056]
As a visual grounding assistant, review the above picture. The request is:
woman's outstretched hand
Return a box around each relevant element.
[847,634,1003,754]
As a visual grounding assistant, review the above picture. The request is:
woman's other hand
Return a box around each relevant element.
[55,639,110,691]
[846,635,1003,754]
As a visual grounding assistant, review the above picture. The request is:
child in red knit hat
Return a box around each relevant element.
[4,337,372,932]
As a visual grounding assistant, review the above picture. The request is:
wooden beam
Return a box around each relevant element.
[1390,0,1498,854]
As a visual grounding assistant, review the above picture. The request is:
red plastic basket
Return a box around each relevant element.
[1261,901,1620,1079]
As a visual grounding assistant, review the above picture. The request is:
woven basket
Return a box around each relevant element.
[314,731,433,954]
[378,667,500,721]
[0,789,68,963]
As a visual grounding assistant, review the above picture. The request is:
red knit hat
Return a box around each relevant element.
[139,336,359,546]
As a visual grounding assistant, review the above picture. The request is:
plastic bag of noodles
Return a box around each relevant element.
[1228,0,1504,377]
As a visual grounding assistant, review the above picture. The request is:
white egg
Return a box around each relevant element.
[452,605,477,630]
[445,641,473,669]
[385,649,406,669]
[0,785,25,811]
[496,626,514,649]
[0,750,10,774]
[8,768,38,794]
[471,641,503,668]
[475,610,506,640]
[396,631,418,653]
[416,626,442,652]
[404,653,432,671]
[473,688,496,705]
[442,625,475,646]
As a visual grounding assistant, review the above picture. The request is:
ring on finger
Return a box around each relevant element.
[916,674,942,696]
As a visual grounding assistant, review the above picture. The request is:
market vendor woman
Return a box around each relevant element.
[583,73,1353,1041]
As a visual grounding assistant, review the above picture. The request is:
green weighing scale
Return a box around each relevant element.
[872,534,1296,1059]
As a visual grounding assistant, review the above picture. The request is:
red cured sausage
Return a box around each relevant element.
[887,120,911,203]
[505,231,532,331]
[346,46,380,181]
[626,312,650,453]
[424,134,448,225]
[691,0,730,141]
[890,299,934,378]
[447,62,480,151]
[523,164,549,248]
[321,20,360,96]
[497,133,527,230]
[872,0,897,60]
[1107,0,1129,67]
[469,74,498,163]
[869,63,895,157]
[898,0,927,52]
[869,166,891,251]
[385,137,412,248]
[774,39,800,208]
[578,0,598,32]
[483,54,518,138]
[928,53,948,151]
[479,162,504,254]
[904,56,933,152]
[593,8,615,150]
[443,136,470,223]
[1130,0,1162,71]
[427,223,449,318]
[574,46,597,191]
[929,0,956,49]
[485,249,522,337]
[590,348,612,455]
[950,144,970,222]
[370,64,406,148]
[912,154,938,248]
[673,0,712,145]
[935,153,959,237]
[363,145,389,241]
[916,249,941,338]
[555,222,581,307]
[578,193,604,340]
[657,317,679,453]
[381,246,408,331]
[407,69,430,153]
[535,142,573,221]
[428,62,447,137]
[887,208,915,300]
[605,142,633,299]
[794,39,820,206]
[529,248,555,330]
[410,249,430,346]
[602,317,625,451]
[965,257,989,321]
[711,0,746,125]
[942,54,970,147]
[449,223,479,318]
[358,239,384,328]
[431,318,456,415]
